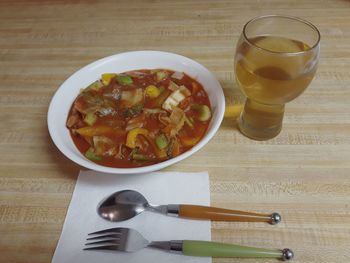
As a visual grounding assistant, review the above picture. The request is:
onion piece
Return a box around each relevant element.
[168,80,180,91]
[126,114,146,131]
[143,108,166,114]
[126,71,147,78]
[162,86,191,111]
[163,107,186,137]
[93,136,115,156]
[171,71,184,80]
[97,107,114,117]
[158,113,170,126]
[66,114,81,128]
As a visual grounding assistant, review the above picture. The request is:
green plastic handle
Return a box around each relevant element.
[183,240,282,258]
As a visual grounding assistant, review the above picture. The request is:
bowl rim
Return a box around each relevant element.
[47,50,225,174]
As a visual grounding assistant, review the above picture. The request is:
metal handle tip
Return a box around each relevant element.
[270,212,281,225]
[281,248,294,261]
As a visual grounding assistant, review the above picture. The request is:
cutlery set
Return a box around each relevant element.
[84,190,294,261]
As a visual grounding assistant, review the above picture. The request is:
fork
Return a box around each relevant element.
[84,227,294,261]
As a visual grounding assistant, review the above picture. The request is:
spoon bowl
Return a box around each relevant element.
[98,190,149,221]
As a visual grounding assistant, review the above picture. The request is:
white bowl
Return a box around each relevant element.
[48,51,225,174]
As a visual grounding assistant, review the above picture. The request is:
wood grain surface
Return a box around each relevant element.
[1,1,349,262]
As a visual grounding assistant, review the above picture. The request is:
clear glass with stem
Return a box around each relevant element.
[234,15,320,140]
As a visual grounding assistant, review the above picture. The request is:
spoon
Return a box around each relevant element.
[98,190,281,224]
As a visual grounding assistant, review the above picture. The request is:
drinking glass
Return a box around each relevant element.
[234,15,320,140]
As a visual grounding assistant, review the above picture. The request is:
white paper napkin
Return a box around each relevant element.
[52,170,211,263]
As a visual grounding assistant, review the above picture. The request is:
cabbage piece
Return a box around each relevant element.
[121,88,144,108]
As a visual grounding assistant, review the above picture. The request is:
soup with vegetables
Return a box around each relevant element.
[66,69,212,168]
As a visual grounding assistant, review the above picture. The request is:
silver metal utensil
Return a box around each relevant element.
[84,227,294,260]
[97,190,281,224]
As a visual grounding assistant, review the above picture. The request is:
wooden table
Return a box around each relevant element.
[1,1,349,262]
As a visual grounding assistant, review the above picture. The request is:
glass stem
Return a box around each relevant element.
[238,99,285,140]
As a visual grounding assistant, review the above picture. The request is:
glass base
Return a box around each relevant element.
[237,99,285,140]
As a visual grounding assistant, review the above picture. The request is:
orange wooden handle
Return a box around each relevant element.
[178,204,277,223]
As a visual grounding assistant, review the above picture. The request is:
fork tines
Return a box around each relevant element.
[87,233,121,241]
[84,227,126,251]
[88,227,126,236]
[84,245,120,251]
